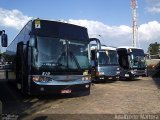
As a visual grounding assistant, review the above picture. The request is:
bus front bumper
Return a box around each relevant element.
[93,75,119,82]
[30,81,91,96]
[124,69,148,78]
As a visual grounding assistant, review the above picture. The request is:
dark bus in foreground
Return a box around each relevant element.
[90,45,120,82]
[117,46,147,79]
[5,19,95,96]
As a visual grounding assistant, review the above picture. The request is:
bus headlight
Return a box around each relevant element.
[32,76,51,82]
[131,70,135,74]
[81,75,91,81]
[117,67,120,71]
[32,76,40,82]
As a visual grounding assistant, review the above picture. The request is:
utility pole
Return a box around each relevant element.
[131,0,138,47]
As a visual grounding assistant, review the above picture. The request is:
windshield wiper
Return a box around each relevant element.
[56,52,67,69]
[69,51,81,70]
[134,56,145,63]
[56,51,81,70]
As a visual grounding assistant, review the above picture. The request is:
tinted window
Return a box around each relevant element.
[32,37,90,70]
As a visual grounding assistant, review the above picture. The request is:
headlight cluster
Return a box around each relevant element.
[81,75,91,81]
[117,67,120,71]
[116,67,120,75]
[131,70,137,74]
[96,71,104,76]
[32,76,52,82]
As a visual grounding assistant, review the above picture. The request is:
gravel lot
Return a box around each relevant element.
[0,76,160,120]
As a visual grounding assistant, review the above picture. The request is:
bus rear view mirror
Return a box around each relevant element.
[1,34,8,47]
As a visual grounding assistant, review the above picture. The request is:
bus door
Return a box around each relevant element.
[16,42,28,93]
[90,50,97,81]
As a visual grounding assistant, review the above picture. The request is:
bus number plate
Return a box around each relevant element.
[61,89,72,94]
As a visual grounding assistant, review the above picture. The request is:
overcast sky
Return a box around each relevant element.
[0,0,160,52]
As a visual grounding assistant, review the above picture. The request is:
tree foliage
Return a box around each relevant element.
[0,52,15,62]
[148,42,160,55]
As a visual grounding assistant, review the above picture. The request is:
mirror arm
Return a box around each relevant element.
[89,38,101,50]
[0,30,5,35]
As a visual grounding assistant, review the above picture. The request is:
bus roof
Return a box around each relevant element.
[31,19,89,42]
[117,46,143,50]
[91,44,117,51]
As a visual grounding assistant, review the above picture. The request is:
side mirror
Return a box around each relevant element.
[89,38,101,50]
[1,34,8,47]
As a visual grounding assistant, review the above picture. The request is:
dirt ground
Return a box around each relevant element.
[1,76,160,120]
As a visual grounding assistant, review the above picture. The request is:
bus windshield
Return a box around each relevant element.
[129,49,146,68]
[130,49,144,56]
[98,50,118,65]
[32,36,90,70]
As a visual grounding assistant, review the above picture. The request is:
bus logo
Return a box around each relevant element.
[35,20,41,28]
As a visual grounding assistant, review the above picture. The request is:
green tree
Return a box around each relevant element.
[148,42,160,55]
[0,52,16,63]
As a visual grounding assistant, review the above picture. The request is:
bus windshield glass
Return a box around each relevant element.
[98,50,118,65]
[130,49,144,56]
[32,36,90,70]
[129,49,146,68]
